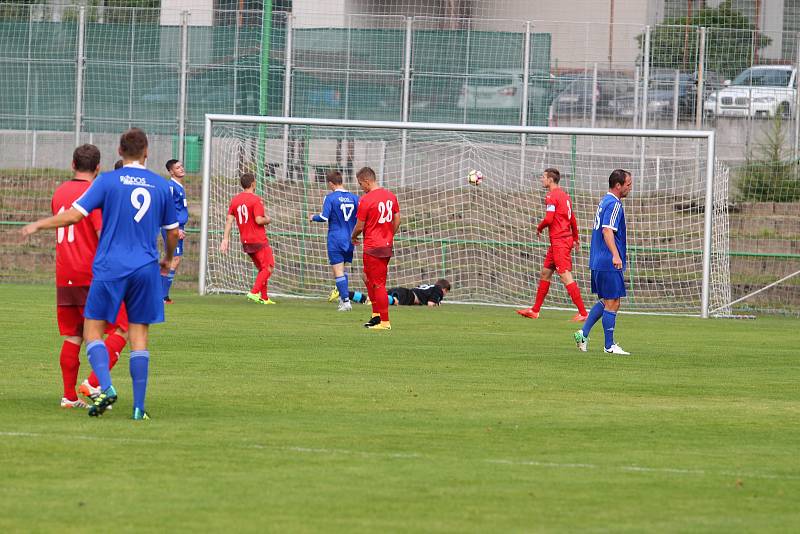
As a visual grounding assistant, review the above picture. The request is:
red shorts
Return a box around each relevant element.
[543,244,573,274]
[57,303,129,337]
[363,253,390,288]
[248,245,275,271]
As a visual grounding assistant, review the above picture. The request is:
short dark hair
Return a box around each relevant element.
[608,169,630,188]
[240,172,256,189]
[356,167,376,182]
[73,144,101,173]
[543,168,560,184]
[119,128,148,159]
[435,278,451,291]
[326,170,343,185]
[166,159,180,173]
[113,159,124,170]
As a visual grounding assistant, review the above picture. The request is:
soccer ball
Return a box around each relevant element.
[467,169,484,186]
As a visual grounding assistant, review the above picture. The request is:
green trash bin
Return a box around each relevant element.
[172,135,202,173]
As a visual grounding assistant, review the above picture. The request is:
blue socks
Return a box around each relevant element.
[130,350,150,412]
[87,340,112,391]
[387,294,396,305]
[352,291,367,304]
[162,270,175,299]
[581,301,605,338]
[602,311,617,350]
[335,275,349,303]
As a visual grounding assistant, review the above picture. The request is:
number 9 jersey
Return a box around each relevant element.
[74,163,178,281]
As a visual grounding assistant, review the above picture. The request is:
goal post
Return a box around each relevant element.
[200,114,729,318]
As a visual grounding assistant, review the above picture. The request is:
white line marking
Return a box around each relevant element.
[3,432,797,481]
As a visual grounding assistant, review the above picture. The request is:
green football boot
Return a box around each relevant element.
[132,408,151,420]
[87,385,117,417]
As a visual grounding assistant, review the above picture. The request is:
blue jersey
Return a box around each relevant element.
[320,189,359,251]
[169,178,189,227]
[74,163,179,281]
[589,192,627,272]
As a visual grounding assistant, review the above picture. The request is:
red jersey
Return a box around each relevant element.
[228,191,268,251]
[357,187,399,257]
[51,179,102,293]
[537,187,578,244]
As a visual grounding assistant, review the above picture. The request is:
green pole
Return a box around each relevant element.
[299,125,311,287]
[256,0,273,194]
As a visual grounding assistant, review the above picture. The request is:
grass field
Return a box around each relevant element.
[1,283,798,532]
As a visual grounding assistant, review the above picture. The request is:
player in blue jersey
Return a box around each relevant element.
[23,128,179,419]
[309,170,360,311]
[574,169,632,355]
[161,159,188,303]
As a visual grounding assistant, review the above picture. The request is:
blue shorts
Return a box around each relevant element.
[84,262,165,325]
[162,228,184,257]
[327,247,353,265]
[591,269,627,299]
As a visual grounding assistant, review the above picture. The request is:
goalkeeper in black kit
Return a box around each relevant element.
[346,279,451,307]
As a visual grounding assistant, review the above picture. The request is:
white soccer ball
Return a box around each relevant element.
[467,169,484,186]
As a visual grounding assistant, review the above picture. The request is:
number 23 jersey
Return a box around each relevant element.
[357,187,399,255]
[74,163,178,281]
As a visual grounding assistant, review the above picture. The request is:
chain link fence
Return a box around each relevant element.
[0,2,797,314]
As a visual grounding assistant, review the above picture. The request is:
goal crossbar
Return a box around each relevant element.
[200,114,718,317]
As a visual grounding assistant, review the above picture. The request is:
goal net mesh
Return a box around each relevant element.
[203,121,731,315]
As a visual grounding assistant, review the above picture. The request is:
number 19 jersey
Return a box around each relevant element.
[74,163,178,281]
[228,191,268,249]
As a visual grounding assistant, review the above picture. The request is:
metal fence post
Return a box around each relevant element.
[400,16,413,186]
[25,4,33,133]
[695,26,706,129]
[74,6,86,146]
[590,62,598,128]
[283,14,293,180]
[641,25,651,130]
[177,10,189,162]
[128,8,136,129]
[520,21,531,184]
[794,35,800,161]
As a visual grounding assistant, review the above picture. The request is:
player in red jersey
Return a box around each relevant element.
[517,168,588,321]
[51,145,128,408]
[351,167,400,330]
[220,173,275,304]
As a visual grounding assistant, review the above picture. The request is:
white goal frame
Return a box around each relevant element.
[200,114,718,318]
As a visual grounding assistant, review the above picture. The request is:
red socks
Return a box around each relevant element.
[59,340,81,401]
[532,280,551,313]
[87,333,126,388]
[566,281,587,316]
[252,269,271,299]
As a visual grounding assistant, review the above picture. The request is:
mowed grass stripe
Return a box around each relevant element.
[1,284,798,532]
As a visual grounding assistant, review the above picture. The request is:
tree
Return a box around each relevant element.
[637,0,771,80]
[736,114,800,203]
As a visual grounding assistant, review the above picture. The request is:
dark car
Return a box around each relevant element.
[607,70,723,118]
[552,73,636,118]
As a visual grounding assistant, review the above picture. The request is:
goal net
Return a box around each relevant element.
[200,116,731,317]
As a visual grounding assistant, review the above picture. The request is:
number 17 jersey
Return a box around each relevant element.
[321,188,359,252]
[74,164,178,281]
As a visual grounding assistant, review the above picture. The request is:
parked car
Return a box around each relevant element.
[704,65,796,118]
[552,73,635,117]
[607,70,723,118]
[456,68,551,110]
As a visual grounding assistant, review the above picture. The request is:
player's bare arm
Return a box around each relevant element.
[21,207,85,236]
[391,214,400,235]
[219,214,235,254]
[256,214,270,226]
[351,219,365,245]
[161,227,179,275]
[602,227,622,269]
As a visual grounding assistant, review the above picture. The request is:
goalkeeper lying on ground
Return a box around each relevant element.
[330,279,451,307]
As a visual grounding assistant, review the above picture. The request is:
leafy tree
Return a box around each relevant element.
[637,0,771,79]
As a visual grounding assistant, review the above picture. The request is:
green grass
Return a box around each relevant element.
[1,284,798,532]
